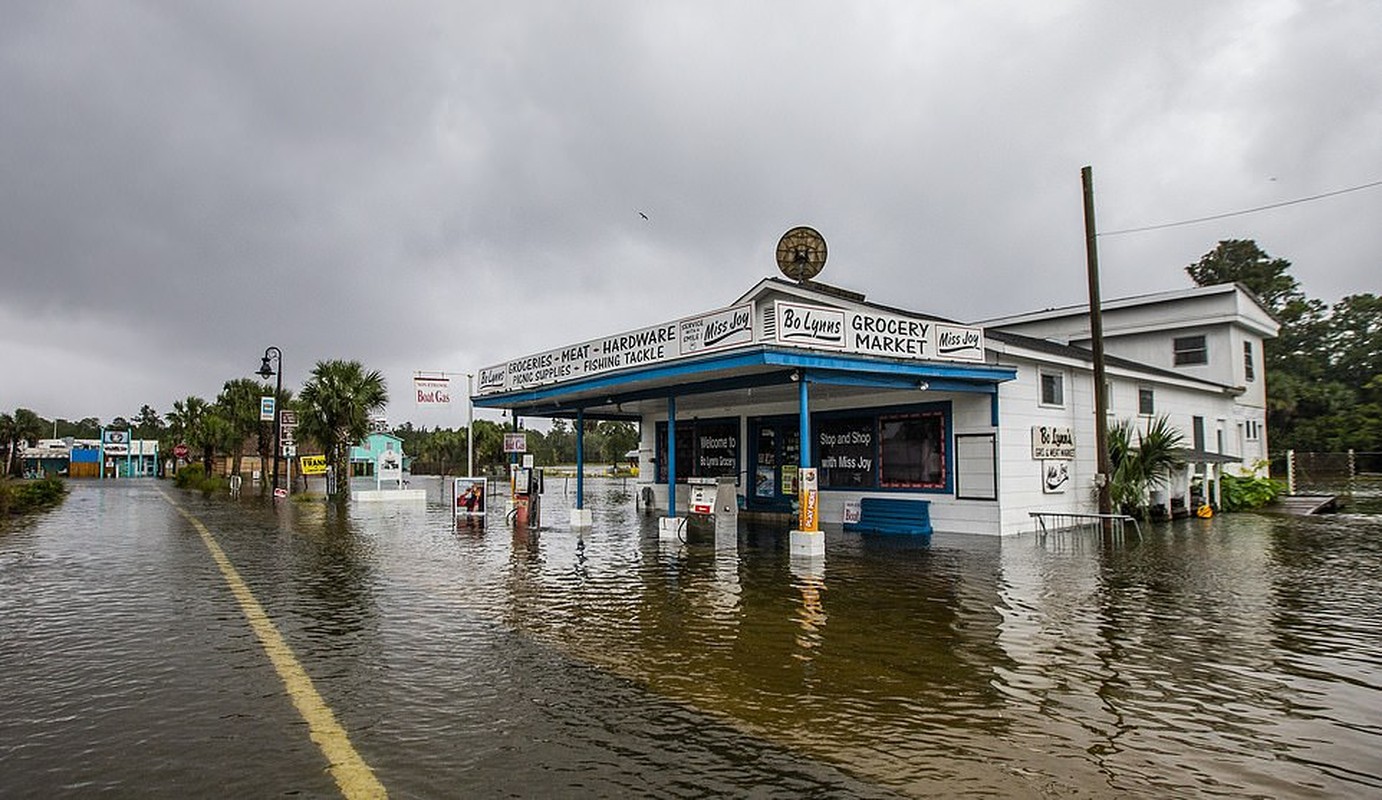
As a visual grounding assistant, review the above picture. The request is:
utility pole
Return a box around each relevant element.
[1082,166,1113,520]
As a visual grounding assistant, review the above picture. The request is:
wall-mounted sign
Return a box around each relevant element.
[475,296,987,397]
[1032,426,1075,460]
[1042,460,1071,493]
[679,303,754,356]
[260,396,275,422]
[777,301,986,363]
[775,301,846,349]
[414,375,452,405]
[503,432,527,453]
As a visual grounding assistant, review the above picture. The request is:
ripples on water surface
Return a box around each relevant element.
[2,478,1381,798]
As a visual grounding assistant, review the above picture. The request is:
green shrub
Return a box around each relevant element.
[1221,471,1286,511]
[1,476,68,515]
[174,463,206,489]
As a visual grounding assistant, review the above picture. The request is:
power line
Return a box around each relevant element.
[1099,178,1382,237]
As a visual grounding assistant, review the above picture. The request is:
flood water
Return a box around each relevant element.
[3,477,1380,798]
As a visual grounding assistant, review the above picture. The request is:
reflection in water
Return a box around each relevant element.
[4,480,1381,798]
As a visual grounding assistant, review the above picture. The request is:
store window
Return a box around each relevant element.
[817,416,876,488]
[655,418,739,483]
[879,411,946,489]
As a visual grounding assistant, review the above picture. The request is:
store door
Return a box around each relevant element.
[747,417,801,512]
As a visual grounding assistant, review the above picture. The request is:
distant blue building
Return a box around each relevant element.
[349,432,409,476]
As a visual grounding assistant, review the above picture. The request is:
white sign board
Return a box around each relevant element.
[477,303,755,396]
[774,301,985,363]
[503,433,527,453]
[414,376,452,405]
[377,449,403,486]
[260,396,275,422]
[475,298,987,397]
[1032,426,1076,460]
[1042,460,1071,493]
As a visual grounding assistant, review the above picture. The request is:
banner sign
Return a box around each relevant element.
[775,301,984,363]
[102,429,130,455]
[414,375,452,405]
[475,298,986,397]
[260,396,275,422]
[478,303,750,396]
[1032,426,1076,460]
[299,455,327,475]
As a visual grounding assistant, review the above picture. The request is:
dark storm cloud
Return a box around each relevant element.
[2,1,1378,423]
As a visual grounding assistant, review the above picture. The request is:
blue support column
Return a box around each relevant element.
[667,396,677,517]
[790,372,824,556]
[575,410,585,510]
[571,409,593,528]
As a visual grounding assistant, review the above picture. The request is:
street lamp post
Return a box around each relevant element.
[257,346,283,495]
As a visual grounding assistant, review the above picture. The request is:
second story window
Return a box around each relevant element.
[1244,341,1255,381]
[1040,371,1064,407]
[1174,335,1208,366]
[1138,387,1155,415]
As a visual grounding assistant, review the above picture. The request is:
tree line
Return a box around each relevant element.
[2,360,640,499]
[1185,239,1380,453]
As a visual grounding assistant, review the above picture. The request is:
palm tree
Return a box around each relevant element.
[166,396,210,475]
[2,409,45,477]
[297,360,388,501]
[1108,415,1186,518]
[0,413,15,477]
[217,378,270,479]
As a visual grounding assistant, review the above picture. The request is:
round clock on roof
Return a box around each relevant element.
[775,226,827,282]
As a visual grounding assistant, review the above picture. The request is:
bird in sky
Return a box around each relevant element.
[638,211,649,220]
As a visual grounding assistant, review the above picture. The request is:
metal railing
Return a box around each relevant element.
[1030,511,1141,540]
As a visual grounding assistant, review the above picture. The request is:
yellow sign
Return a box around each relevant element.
[798,467,819,532]
[299,455,327,475]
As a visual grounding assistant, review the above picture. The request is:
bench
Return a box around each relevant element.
[844,497,932,535]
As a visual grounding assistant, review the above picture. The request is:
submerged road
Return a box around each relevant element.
[0,480,891,798]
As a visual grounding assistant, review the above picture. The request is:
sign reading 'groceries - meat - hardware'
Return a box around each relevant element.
[476,299,984,396]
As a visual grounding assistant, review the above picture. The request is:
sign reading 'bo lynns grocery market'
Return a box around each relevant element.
[476,299,985,397]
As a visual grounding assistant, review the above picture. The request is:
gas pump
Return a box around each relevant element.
[511,461,544,527]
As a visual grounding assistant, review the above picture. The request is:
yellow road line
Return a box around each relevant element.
[162,492,387,799]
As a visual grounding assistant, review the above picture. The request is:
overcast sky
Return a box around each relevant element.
[3,1,1378,429]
